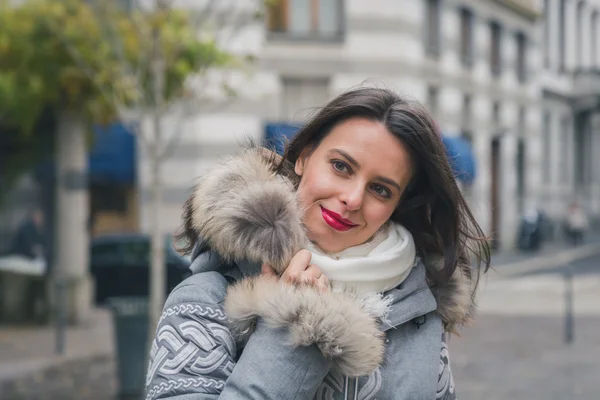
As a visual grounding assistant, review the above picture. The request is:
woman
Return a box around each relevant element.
[145,88,490,400]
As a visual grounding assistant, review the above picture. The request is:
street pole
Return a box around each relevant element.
[564,263,574,344]
[55,276,66,355]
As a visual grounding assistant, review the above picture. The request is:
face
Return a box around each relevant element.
[295,117,414,253]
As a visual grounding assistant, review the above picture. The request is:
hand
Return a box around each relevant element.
[261,249,329,292]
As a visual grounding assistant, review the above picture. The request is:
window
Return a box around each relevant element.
[460,123,474,199]
[267,0,343,40]
[544,0,550,68]
[518,107,526,135]
[577,1,585,67]
[427,86,439,117]
[516,32,527,83]
[542,111,551,182]
[281,78,330,121]
[492,101,501,127]
[90,183,128,213]
[462,93,472,131]
[460,8,474,67]
[560,117,571,183]
[425,0,442,58]
[461,94,473,156]
[516,138,526,207]
[490,22,502,76]
[592,11,599,66]
[559,0,566,72]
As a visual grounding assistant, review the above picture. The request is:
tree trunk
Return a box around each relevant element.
[148,10,166,336]
[53,110,92,324]
[148,129,165,335]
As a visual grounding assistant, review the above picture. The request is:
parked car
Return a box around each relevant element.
[90,233,191,305]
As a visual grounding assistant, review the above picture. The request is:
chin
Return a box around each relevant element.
[313,241,335,253]
[308,232,346,253]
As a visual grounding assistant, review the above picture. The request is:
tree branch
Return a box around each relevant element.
[45,0,261,160]
[189,0,219,29]
[214,4,259,46]
[51,31,124,109]
[89,1,127,66]
[157,89,238,162]
[47,20,154,151]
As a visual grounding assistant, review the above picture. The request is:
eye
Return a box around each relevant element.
[332,160,351,174]
[371,183,392,198]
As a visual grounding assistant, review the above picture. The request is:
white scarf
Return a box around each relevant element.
[304,223,416,295]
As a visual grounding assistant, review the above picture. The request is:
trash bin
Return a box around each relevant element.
[91,234,190,306]
[108,297,149,400]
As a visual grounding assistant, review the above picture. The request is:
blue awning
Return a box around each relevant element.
[264,123,301,155]
[88,123,136,184]
[441,135,476,184]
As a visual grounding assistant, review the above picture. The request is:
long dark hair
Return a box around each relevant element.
[278,87,490,289]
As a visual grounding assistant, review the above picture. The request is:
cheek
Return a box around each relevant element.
[298,168,335,204]
[364,200,396,226]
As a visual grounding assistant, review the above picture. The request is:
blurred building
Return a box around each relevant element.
[4,1,591,251]
[541,0,600,229]
[137,0,550,250]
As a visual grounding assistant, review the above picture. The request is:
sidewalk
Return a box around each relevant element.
[490,231,600,277]
[492,230,600,266]
[0,234,599,399]
[0,309,115,400]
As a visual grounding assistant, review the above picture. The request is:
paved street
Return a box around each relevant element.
[521,246,600,277]
[451,252,600,400]
[451,314,600,400]
[489,231,600,268]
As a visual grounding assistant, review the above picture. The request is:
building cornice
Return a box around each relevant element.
[492,0,543,20]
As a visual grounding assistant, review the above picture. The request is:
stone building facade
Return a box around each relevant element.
[4,1,599,251]
[137,0,552,250]
[541,0,600,228]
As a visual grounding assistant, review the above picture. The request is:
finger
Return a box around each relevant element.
[261,263,276,277]
[315,275,330,293]
[305,264,323,277]
[282,249,312,283]
[302,264,323,282]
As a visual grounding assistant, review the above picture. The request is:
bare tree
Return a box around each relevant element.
[48,0,265,332]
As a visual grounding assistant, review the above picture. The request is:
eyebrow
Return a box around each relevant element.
[329,148,404,193]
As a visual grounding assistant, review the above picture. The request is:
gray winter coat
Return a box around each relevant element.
[145,149,471,400]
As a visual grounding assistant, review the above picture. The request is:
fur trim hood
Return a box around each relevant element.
[181,147,476,376]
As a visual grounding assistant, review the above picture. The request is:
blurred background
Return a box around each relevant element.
[0,0,599,399]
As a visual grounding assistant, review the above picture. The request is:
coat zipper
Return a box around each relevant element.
[344,376,349,400]
[343,376,360,400]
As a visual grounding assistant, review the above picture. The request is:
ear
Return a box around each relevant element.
[294,147,312,176]
[294,157,304,176]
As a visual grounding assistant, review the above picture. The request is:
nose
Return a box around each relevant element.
[340,183,364,211]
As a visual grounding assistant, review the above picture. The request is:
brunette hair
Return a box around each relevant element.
[278,87,490,289]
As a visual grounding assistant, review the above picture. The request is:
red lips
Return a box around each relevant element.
[320,206,357,232]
